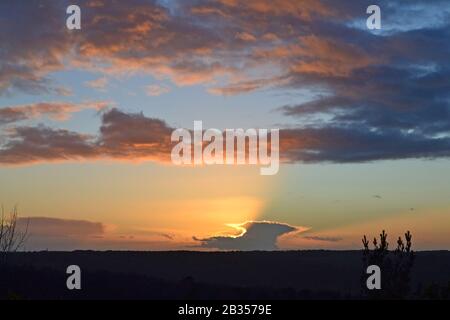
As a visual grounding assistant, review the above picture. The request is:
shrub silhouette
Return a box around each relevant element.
[361,230,414,299]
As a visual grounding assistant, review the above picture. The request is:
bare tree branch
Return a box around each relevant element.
[0,206,29,266]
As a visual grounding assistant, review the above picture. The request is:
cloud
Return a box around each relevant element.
[1,106,450,166]
[17,217,105,237]
[15,216,182,251]
[0,101,108,125]
[187,1,450,163]
[0,0,228,95]
[97,108,174,161]
[208,76,289,96]
[15,216,105,251]
[0,1,74,96]
[2,0,449,97]
[1,1,450,165]
[0,126,97,165]
[235,32,257,42]
[0,0,377,95]
[194,221,307,251]
[188,0,340,21]
[279,126,450,163]
[0,108,173,165]
[145,84,171,96]
[85,77,108,90]
[303,236,342,242]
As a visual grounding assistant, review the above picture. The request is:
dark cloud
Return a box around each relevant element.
[0,0,235,95]
[14,216,184,251]
[17,217,105,237]
[14,217,179,251]
[98,108,173,160]
[0,126,97,165]
[194,221,303,251]
[15,216,105,251]
[1,0,450,164]
[1,107,450,165]
[188,1,450,163]
[0,102,107,125]
[279,126,450,163]
[0,0,208,95]
[0,1,73,96]
[303,236,342,242]
[0,108,174,165]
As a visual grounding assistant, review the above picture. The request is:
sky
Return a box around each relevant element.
[1,0,450,251]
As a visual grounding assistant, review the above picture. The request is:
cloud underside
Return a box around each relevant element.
[16,217,104,250]
[1,107,449,165]
[194,221,305,251]
[0,101,107,125]
[17,217,105,237]
[16,216,178,251]
[1,0,450,165]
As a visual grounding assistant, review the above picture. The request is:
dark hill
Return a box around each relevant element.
[2,251,450,299]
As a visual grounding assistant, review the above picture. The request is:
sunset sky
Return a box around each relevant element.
[1,0,450,251]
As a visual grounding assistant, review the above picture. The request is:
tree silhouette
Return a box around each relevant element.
[362,230,414,299]
[0,206,29,266]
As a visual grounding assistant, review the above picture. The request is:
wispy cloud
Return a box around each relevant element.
[85,77,108,90]
[145,84,170,96]
[303,236,343,242]
[0,101,108,125]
